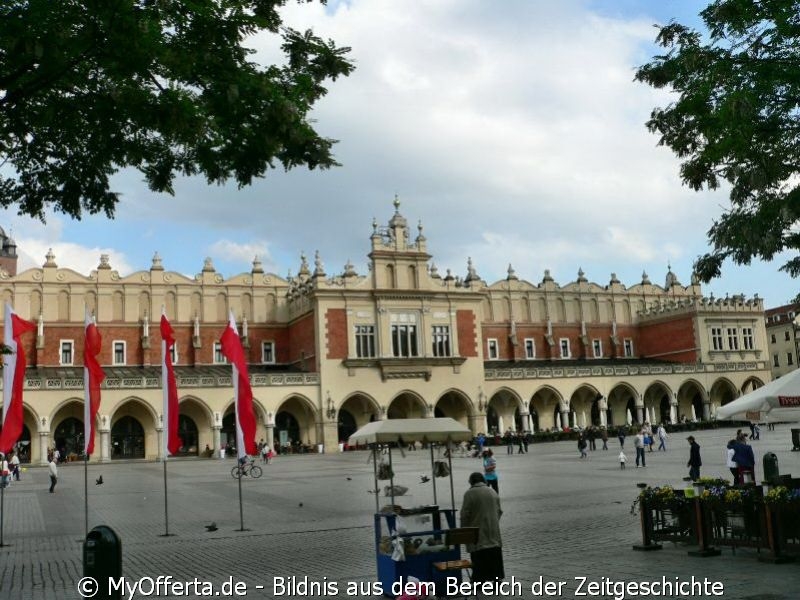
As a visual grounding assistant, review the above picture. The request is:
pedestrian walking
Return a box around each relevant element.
[619,450,627,469]
[482,449,499,494]
[657,424,668,451]
[601,428,609,450]
[578,435,588,459]
[517,432,525,454]
[618,428,626,448]
[687,436,701,481]
[726,439,739,485]
[9,451,20,480]
[460,472,504,583]
[0,453,10,488]
[634,430,646,468]
[48,458,58,493]
[587,427,597,451]
[732,437,756,483]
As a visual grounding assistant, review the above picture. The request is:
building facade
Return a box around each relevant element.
[765,303,800,378]
[0,200,771,464]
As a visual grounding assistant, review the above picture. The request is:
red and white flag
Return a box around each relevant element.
[83,309,105,456]
[219,311,257,458]
[0,303,36,453]
[161,310,181,456]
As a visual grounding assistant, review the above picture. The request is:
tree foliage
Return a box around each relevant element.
[635,0,800,288]
[0,0,354,220]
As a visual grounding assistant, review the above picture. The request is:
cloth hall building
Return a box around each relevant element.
[0,203,771,464]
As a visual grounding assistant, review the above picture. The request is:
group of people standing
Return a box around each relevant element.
[0,450,21,487]
[725,430,756,484]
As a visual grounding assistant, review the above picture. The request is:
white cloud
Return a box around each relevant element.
[16,238,134,276]
[4,1,791,301]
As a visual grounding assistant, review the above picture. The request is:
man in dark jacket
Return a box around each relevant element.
[686,436,702,481]
[732,439,756,483]
[460,472,503,582]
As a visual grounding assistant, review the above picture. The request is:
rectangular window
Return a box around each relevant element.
[113,341,126,365]
[592,339,602,358]
[742,327,754,351]
[524,338,535,359]
[431,325,451,357]
[354,325,376,358]
[559,338,571,359]
[711,327,724,351]
[213,342,226,364]
[60,340,74,366]
[623,339,634,357]
[261,341,275,364]
[391,324,418,357]
[170,343,179,365]
[785,330,792,341]
[727,327,739,350]
[487,338,499,360]
[788,352,794,366]
[773,353,780,367]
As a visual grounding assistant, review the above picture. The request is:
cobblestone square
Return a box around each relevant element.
[1,424,798,599]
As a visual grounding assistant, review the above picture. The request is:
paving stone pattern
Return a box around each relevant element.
[0,424,798,599]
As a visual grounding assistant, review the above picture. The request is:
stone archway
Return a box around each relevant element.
[111,416,145,459]
[109,399,158,459]
[387,392,427,419]
[273,395,319,452]
[486,389,522,435]
[643,381,673,425]
[607,383,638,426]
[51,400,85,460]
[530,386,563,430]
[710,378,738,417]
[677,380,705,422]
[178,397,213,456]
[434,390,472,428]
[569,384,601,428]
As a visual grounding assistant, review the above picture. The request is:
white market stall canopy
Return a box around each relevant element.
[348,417,473,445]
[716,367,800,422]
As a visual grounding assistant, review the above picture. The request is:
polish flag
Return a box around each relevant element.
[83,309,106,456]
[161,310,182,456]
[0,304,36,453]
[219,311,257,458]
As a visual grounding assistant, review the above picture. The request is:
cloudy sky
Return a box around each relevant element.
[3,0,797,306]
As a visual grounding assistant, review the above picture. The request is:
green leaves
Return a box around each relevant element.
[0,0,354,219]
[636,0,800,289]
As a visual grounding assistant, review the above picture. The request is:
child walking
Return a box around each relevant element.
[619,450,627,469]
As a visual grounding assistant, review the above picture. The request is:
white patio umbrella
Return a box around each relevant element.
[650,406,657,424]
[716,368,800,421]
[691,405,697,422]
[626,408,633,426]
[581,411,587,428]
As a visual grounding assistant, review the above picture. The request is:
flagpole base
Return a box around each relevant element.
[235,528,251,532]
[159,533,177,537]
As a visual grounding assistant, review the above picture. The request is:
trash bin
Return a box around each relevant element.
[219,448,225,459]
[763,452,779,483]
[83,525,122,599]
[317,444,324,454]
[791,428,800,451]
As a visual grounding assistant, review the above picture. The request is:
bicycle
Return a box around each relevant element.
[231,458,262,479]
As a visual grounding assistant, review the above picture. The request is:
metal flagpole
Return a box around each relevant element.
[0,480,6,547]
[84,455,89,538]
[237,467,245,531]
[161,458,173,536]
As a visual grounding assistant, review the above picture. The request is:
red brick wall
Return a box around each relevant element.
[638,316,697,362]
[326,309,348,360]
[456,310,477,357]
[287,313,316,370]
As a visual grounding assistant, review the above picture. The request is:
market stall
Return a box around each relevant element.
[348,418,474,597]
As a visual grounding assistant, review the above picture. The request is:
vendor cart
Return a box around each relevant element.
[348,418,474,597]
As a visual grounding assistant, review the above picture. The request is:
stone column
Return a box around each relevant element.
[468,414,482,436]
[266,424,275,448]
[39,431,50,466]
[560,408,570,430]
[669,402,678,424]
[702,401,711,421]
[99,430,111,463]
[212,426,221,456]
[599,399,608,427]
[520,412,530,432]
[637,406,645,424]
[497,415,504,434]
[156,427,164,460]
